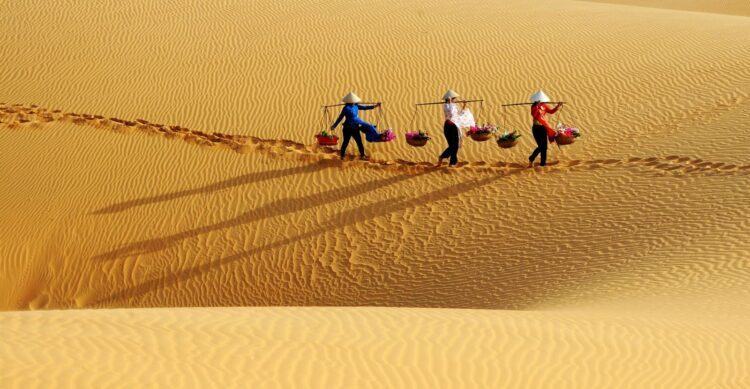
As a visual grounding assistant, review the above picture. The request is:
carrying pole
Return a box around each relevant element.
[322,102,381,108]
[501,101,566,107]
[415,99,484,106]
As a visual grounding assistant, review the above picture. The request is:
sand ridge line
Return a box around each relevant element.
[2,103,748,178]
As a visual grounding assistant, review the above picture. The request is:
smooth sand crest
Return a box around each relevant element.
[1,0,750,387]
[585,0,750,16]
[2,307,749,388]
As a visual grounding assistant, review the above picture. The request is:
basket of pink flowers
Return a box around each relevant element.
[378,128,396,142]
[405,131,430,147]
[466,124,497,142]
[555,124,581,146]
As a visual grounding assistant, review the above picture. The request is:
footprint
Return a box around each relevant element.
[28,293,49,310]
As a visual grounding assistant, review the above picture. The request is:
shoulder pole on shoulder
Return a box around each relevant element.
[322,102,381,108]
[415,99,484,106]
[501,101,566,107]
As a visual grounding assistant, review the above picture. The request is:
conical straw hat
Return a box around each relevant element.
[342,92,362,104]
[530,90,551,103]
[442,89,460,100]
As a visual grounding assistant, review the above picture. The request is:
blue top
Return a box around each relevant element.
[331,104,376,129]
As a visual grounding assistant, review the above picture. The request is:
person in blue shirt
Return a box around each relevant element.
[330,92,381,160]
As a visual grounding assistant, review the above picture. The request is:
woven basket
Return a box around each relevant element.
[406,137,429,147]
[316,134,339,146]
[497,139,518,149]
[556,134,575,145]
[469,133,492,142]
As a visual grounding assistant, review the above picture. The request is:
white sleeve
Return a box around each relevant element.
[443,103,454,121]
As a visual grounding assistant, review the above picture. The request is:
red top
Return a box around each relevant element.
[531,103,561,136]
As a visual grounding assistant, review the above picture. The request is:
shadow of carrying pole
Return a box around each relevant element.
[92,160,336,215]
[90,173,508,307]
[93,169,436,261]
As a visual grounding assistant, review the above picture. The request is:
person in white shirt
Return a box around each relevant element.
[437,89,466,167]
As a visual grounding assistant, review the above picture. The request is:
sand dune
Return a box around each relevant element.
[1,0,749,162]
[1,110,748,312]
[1,0,750,387]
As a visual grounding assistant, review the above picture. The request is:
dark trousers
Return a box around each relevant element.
[529,124,548,166]
[439,120,460,166]
[341,124,365,159]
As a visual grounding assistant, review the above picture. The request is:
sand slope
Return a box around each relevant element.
[2,307,749,388]
[1,0,750,387]
[1,0,749,163]
[1,109,749,312]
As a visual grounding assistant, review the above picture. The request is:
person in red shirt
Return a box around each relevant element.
[528,90,563,167]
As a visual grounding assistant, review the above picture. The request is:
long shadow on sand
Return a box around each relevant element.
[91,171,519,307]
[92,160,336,214]
[87,157,750,307]
[92,168,443,261]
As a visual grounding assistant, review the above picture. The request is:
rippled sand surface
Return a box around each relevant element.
[1,0,749,387]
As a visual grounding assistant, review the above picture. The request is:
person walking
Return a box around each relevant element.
[436,90,467,167]
[528,90,563,167]
[331,92,381,160]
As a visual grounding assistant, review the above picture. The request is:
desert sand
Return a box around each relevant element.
[1,0,749,387]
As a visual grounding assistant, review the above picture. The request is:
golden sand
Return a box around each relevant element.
[1,0,749,387]
[3,307,749,388]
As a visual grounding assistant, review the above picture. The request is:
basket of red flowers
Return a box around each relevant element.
[554,124,581,146]
[315,130,339,146]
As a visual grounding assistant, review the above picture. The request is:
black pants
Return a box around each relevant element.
[529,124,548,166]
[439,120,460,166]
[341,124,365,159]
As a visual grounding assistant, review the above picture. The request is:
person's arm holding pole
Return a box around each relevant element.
[545,102,563,114]
[330,107,345,131]
[357,102,381,111]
